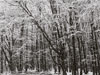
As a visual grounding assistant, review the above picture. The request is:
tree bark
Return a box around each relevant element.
[0,50,3,73]
[61,58,67,75]
[77,37,82,75]
[72,35,76,75]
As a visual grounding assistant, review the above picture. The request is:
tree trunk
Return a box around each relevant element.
[60,48,67,75]
[36,55,39,72]
[18,51,23,73]
[72,35,76,75]
[61,58,67,75]
[62,68,67,75]
[60,58,67,75]
[0,50,3,73]
[77,37,82,75]
[8,52,15,73]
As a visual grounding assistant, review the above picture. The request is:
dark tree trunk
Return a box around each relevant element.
[30,57,35,70]
[80,36,88,74]
[9,52,15,73]
[60,46,67,75]
[18,51,23,73]
[57,57,61,74]
[72,35,76,75]
[44,53,47,71]
[61,58,67,75]
[40,52,43,71]
[94,30,100,75]
[0,50,3,73]
[49,0,57,14]
[36,55,39,72]
[44,42,47,71]
[77,37,82,75]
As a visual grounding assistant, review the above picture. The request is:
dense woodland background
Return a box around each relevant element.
[0,0,100,75]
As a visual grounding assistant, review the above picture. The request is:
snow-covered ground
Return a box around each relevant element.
[0,71,93,75]
[50,70,93,75]
[1,72,11,75]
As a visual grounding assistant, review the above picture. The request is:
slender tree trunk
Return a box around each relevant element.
[36,55,39,72]
[94,31,100,75]
[8,52,15,73]
[62,68,67,75]
[19,51,23,72]
[80,36,88,74]
[61,58,67,75]
[77,37,82,75]
[57,56,61,74]
[44,52,47,71]
[72,35,76,75]
[0,50,3,73]
[44,42,47,71]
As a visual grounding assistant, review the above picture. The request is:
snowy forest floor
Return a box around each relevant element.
[0,70,93,75]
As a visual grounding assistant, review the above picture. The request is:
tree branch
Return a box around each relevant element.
[18,1,60,54]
